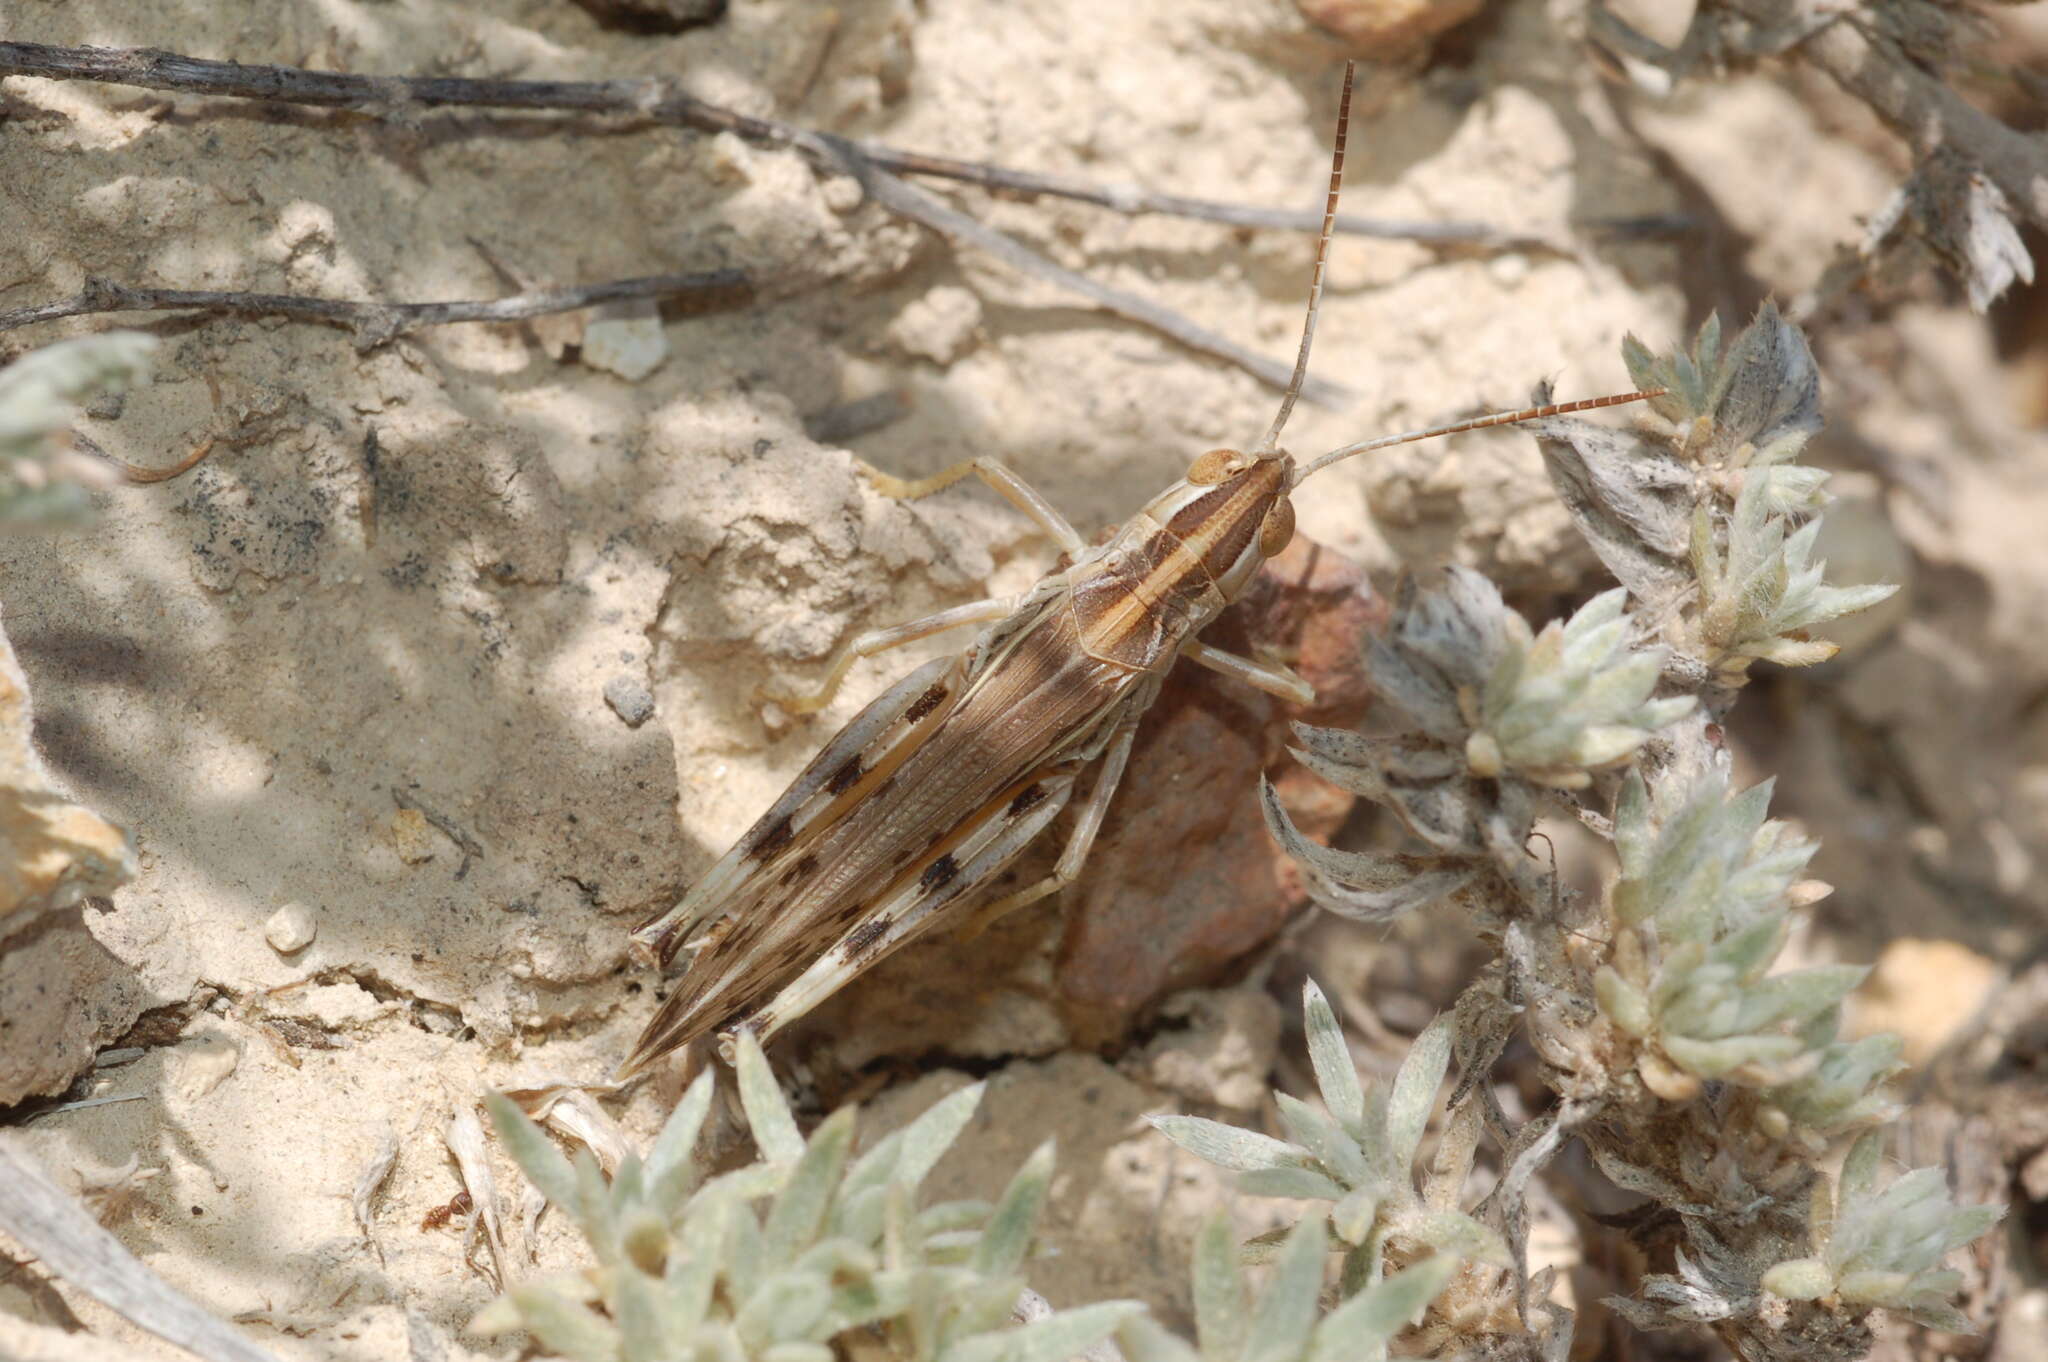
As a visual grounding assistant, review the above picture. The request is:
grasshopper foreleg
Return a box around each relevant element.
[1182,639,1315,706]
[862,456,1087,556]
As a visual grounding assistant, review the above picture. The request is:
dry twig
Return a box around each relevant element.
[0,40,1680,402]
[0,41,1682,246]
[805,132,1350,405]
[0,271,754,346]
[0,1139,284,1362]
[1706,1,2048,233]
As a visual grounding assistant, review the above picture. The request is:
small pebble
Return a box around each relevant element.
[887,285,983,366]
[582,310,669,382]
[1488,253,1530,288]
[391,808,438,864]
[264,902,317,954]
[604,676,655,727]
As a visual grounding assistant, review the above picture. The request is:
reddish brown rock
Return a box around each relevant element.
[1299,0,1488,53]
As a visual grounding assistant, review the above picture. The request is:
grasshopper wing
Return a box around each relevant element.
[625,765,1078,1071]
[629,652,966,969]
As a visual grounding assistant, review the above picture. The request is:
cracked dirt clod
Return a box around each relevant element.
[0,608,143,1104]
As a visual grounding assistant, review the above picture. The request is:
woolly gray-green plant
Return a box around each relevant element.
[476,1031,1141,1362]
[1153,982,1502,1273]
[1,332,154,530]
[1252,306,1999,1359]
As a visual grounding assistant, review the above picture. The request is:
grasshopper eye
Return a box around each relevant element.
[1186,448,1246,485]
[1259,496,1296,557]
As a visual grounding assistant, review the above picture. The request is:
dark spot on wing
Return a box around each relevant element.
[844,917,889,958]
[776,852,820,888]
[874,774,898,798]
[755,816,795,858]
[904,681,949,724]
[824,756,864,795]
[1008,784,1047,817]
[919,853,960,892]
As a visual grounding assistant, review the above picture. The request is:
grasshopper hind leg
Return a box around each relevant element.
[956,711,1141,939]
[764,596,1014,715]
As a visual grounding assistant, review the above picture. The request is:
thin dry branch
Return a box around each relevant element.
[0,41,1682,247]
[0,42,1373,401]
[0,270,754,346]
[0,1138,284,1362]
[1788,11,2048,232]
[805,132,1352,406]
[1669,2,2048,233]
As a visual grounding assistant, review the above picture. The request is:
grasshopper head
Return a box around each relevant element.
[1156,447,1296,600]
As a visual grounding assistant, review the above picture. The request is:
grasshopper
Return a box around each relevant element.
[621,64,1659,1075]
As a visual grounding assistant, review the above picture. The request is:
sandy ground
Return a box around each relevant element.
[3,1,2047,1359]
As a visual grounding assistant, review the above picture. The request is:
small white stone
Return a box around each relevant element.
[170,1034,240,1101]
[703,129,754,184]
[1488,252,1530,288]
[582,310,669,382]
[264,902,317,954]
[819,172,864,213]
[887,285,983,366]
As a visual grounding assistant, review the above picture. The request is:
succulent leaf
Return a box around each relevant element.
[473,1062,1099,1362]
[1152,988,1468,1267]
[1763,1131,2003,1331]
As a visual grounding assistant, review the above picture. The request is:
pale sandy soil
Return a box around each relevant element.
[3,2,2047,1360]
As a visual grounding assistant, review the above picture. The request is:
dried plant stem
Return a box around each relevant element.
[0,40,1680,400]
[808,133,1350,405]
[0,1139,285,1362]
[0,44,1345,399]
[0,41,1682,247]
[1710,2,2048,230]
[0,271,754,345]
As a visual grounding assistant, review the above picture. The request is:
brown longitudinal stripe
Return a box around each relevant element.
[1163,482,1236,541]
[1171,466,1277,577]
[1168,472,1266,577]
[1085,533,1206,651]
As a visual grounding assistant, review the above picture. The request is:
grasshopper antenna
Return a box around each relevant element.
[1293,385,1665,485]
[1257,60,1354,456]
